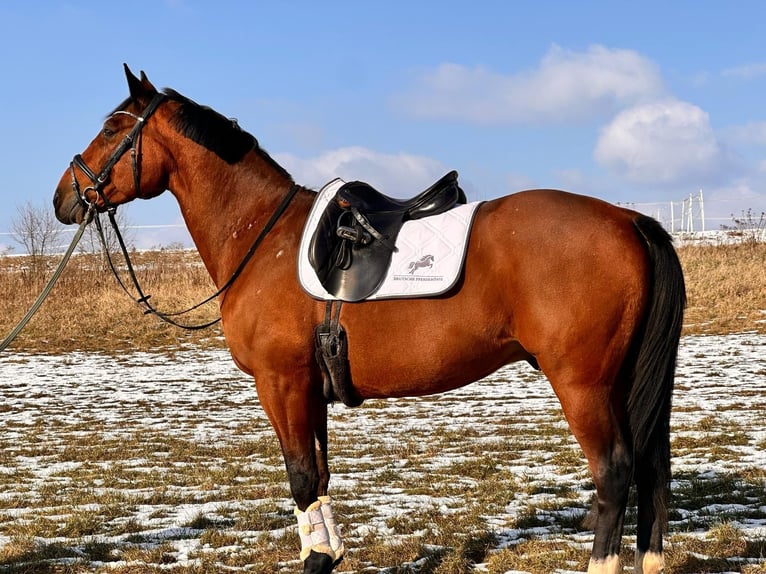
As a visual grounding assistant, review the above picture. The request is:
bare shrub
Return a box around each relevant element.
[77,209,136,272]
[10,202,64,280]
[721,209,766,245]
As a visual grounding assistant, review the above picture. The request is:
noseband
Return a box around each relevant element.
[69,92,166,210]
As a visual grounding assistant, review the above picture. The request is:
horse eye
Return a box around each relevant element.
[102,126,115,138]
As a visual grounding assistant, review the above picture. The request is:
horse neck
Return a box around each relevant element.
[167,149,301,287]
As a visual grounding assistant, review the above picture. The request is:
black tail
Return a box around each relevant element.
[628,214,686,518]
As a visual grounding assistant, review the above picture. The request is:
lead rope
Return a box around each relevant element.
[94,209,220,330]
[0,205,95,353]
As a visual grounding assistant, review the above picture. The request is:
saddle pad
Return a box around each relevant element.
[298,178,482,301]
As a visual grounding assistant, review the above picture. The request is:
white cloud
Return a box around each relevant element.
[594,99,727,186]
[722,62,766,79]
[274,146,451,197]
[395,44,664,124]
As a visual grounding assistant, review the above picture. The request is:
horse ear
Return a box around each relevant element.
[124,64,157,99]
[138,70,157,91]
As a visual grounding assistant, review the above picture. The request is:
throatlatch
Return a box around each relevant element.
[314,301,362,407]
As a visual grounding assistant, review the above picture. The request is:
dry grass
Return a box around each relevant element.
[679,242,766,335]
[2,241,765,353]
[0,250,224,353]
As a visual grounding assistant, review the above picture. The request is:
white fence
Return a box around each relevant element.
[618,190,709,233]
[619,189,766,236]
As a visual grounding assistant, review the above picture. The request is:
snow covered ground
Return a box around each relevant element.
[0,333,764,572]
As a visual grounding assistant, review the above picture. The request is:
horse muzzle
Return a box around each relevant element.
[53,184,89,225]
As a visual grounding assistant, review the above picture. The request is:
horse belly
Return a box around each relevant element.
[341,301,527,399]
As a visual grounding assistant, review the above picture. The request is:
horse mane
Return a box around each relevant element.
[111,89,291,177]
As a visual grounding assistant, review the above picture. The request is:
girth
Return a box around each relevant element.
[308,171,466,301]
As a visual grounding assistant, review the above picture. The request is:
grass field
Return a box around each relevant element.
[0,240,765,573]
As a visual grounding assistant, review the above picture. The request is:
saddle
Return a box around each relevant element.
[308,170,467,301]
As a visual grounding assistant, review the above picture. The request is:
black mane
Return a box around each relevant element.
[114,88,291,178]
[164,88,255,165]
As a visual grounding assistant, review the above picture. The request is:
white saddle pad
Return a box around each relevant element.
[297,178,482,301]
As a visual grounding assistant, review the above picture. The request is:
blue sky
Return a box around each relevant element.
[1,1,766,250]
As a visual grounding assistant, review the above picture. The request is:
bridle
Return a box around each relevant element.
[67,91,299,330]
[70,92,166,211]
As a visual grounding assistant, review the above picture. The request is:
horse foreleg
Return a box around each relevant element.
[314,414,346,561]
[256,377,343,573]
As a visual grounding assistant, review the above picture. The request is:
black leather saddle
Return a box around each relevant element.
[308,170,467,301]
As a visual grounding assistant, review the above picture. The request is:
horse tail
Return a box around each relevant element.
[627,214,686,516]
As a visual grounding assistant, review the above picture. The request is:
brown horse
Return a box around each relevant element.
[53,66,685,574]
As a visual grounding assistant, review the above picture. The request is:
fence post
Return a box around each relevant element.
[688,194,694,232]
[670,201,675,233]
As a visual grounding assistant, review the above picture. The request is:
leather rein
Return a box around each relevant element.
[69,93,299,330]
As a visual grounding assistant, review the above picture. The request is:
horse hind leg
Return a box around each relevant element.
[633,426,670,574]
[548,378,632,574]
[585,437,632,574]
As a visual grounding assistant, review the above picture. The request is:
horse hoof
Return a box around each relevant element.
[303,550,336,574]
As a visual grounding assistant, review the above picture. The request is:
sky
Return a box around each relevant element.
[2,1,766,251]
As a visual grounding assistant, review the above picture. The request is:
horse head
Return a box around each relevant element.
[53,65,170,225]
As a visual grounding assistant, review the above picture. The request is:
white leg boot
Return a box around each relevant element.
[318,495,346,560]
[295,500,335,561]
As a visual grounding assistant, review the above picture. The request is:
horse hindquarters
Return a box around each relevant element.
[526,209,683,574]
[629,215,685,574]
[585,214,684,574]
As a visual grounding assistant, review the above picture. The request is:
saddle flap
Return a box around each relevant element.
[309,206,403,302]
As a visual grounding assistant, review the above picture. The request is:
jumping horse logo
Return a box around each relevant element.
[408,254,435,274]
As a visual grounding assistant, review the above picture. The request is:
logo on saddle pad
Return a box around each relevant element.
[407,254,435,275]
[396,255,443,282]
